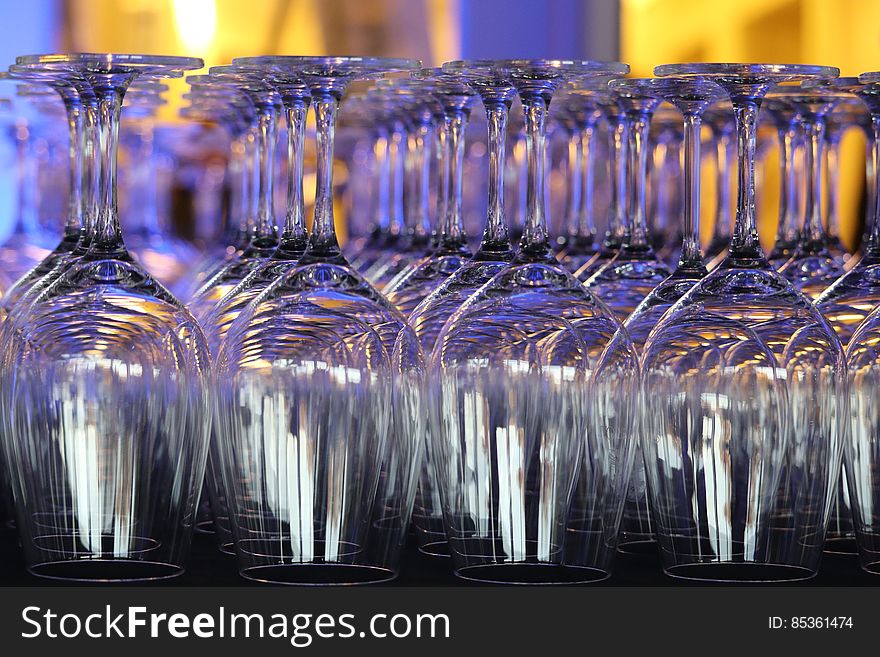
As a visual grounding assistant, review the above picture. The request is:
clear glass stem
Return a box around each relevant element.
[252,100,278,246]
[775,123,798,246]
[729,100,763,260]
[712,126,733,245]
[243,127,256,239]
[374,127,390,234]
[76,94,98,248]
[802,117,826,249]
[578,120,597,241]
[91,80,130,255]
[482,98,510,251]
[61,91,84,235]
[411,118,432,244]
[866,115,880,255]
[388,119,406,238]
[438,106,469,249]
[432,119,448,244]
[626,111,651,249]
[519,91,551,256]
[308,90,341,256]
[564,122,583,239]
[825,131,841,242]
[680,112,704,268]
[604,111,628,248]
[283,97,308,246]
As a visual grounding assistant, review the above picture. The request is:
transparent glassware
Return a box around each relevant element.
[430,59,636,584]
[555,80,607,273]
[0,66,95,319]
[813,74,880,555]
[703,105,735,266]
[613,77,724,553]
[0,53,209,582]
[815,75,880,346]
[361,81,435,288]
[581,79,672,323]
[119,82,201,297]
[845,303,880,574]
[648,104,684,266]
[644,63,845,582]
[198,63,311,354]
[381,69,476,317]
[574,96,628,281]
[187,70,282,326]
[214,56,424,585]
[764,93,803,269]
[403,60,517,556]
[347,105,396,274]
[816,84,868,265]
[178,102,253,300]
[777,86,849,299]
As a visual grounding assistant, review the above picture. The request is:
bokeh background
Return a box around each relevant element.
[0,0,877,252]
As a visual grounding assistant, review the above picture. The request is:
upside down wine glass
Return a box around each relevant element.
[1,53,209,582]
[643,63,845,582]
[613,77,724,553]
[581,79,672,323]
[405,60,517,556]
[381,69,476,316]
[187,69,282,327]
[429,60,637,584]
[777,86,849,299]
[815,76,880,347]
[214,56,424,585]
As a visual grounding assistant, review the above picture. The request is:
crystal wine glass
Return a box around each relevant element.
[776,85,850,299]
[214,56,424,584]
[613,77,724,553]
[0,53,209,582]
[430,59,636,584]
[644,62,844,582]
[581,78,673,323]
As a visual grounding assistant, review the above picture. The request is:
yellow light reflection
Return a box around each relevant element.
[173,0,217,54]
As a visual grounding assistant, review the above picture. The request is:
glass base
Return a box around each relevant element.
[418,541,450,558]
[454,563,610,585]
[240,564,397,586]
[29,559,184,583]
[860,561,880,575]
[664,562,816,583]
[823,536,858,556]
[195,518,216,535]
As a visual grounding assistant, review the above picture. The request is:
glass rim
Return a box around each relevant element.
[16,53,204,72]
[655,63,839,80]
[453,58,628,76]
[232,55,421,74]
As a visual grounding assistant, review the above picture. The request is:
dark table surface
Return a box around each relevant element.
[1,524,878,587]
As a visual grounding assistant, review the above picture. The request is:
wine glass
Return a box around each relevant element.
[215,56,424,584]
[402,60,517,556]
[119,81,200,297]
[815,75,880,346]
[430,59,636,584]
[178,100,254,299]
[381,69,476,317]
[0,66,95,318]
[555,80,608,273]
[1,53,209,582]
[574,95,628,281]
[644,63,844,582]
[361,81,435,287]
[198,64,311,353]
[612,77,724,553]
[764,93,803,269]
[187,69,281,326]
[845,301,880,573]
[581,78,673,323]
[776,85,850,299]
